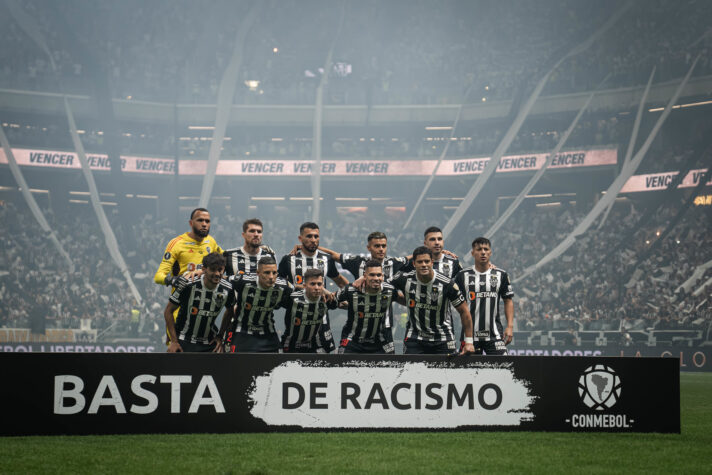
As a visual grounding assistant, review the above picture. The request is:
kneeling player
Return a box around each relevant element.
[163,252,234,353]
[456,237,514,355]
[336,259,397,354]
[281,269,337,353]
[221,256,292,353]
[390,247,475,355]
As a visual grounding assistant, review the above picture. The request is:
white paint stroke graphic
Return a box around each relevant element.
[248,361,534,428]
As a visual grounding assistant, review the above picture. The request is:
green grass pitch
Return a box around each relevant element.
[2,373,710,474]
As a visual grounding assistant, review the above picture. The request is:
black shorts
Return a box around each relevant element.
[282,341,319,353]
[342,339,391,354]
[403,338,456,355]
[228,332,279,353]
[177,340,216,353]
[473,339,508,355]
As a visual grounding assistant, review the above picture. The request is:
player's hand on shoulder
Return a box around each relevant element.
[352,277,365,291]
[260,244,276,256]
[443,249,459,259]
[289,244,301,255]
[489,262,496,270]
[184,268,204,281]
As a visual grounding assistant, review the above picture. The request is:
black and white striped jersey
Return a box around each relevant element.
[169,275,234,344]
[455,267,513,342]
[336,283,397,345]
[403,254,462,279]
[231,274,292,335]
[389,270,465,342]
[223,246,276,277]
[340,254,408,281]
[278,250,339,285]
[280,290,338,351]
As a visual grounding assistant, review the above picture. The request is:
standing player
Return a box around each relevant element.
[336,259,398,354]
[154,208,223,287]
[278,222,349,288]
[319,231,408,281]
[163,253,234,352]
[420,226,462,278]
[390,247,475,354]
[220,256,292,353]
[281,269,338,353]
[224,218,276,277]
[317,231,407,346]
[455,237,514,354]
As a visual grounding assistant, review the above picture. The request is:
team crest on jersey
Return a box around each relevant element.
[206,246,211,254]
[442,264,450,274]
[317,260,325,269]
[164,252,171,260]
[490,274,499,288]
[215,293,225,305]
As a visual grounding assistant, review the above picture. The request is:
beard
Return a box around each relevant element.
[303,242,318,253]
[193,226,209,238]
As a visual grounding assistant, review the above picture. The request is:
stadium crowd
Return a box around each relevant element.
[0,0,710,106]
[0,184,709,344]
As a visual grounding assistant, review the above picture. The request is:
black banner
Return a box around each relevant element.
[508,344,711,372]
[0,354,678,435]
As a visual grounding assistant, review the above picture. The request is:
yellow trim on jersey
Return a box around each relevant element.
[154,232,223,285]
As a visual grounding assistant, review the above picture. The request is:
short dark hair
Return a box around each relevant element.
[300,222,319,234]
[190,208,209,220]
[257,256,277,267]
[472,237,491,248]
[364,259,382,270]
[202,252,225,269]
[367,231,387,242]
[303,268,324,282]
[424,226,442,238]
[243,218,263,232]
[412,246,433,260]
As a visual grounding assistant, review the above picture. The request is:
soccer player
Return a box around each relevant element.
[163,252,234,353]
[319,231,408,281]
[390,247,475,355]
[221,256,292,353]
[420,226,462,278]
[154,208,223,287]
[281,269,338,353]
[336,259,398,354]
[455,237,514,355]
[317,231,407,347]
[224,218,276,277]
[278,222,349,288]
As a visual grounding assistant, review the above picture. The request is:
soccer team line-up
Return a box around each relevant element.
[155,209,515,356]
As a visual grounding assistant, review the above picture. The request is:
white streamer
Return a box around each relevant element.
[199,3,261,208]
[515,55,700,283]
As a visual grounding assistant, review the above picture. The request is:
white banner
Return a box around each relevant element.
[248,361,534,429]
[621,168,712,192]
[0,147,616,177]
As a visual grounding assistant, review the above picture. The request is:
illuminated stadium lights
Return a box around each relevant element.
[188,126,215,130]
[251,197,285,201]
[178,196,200,200]
[68,199,88,204]
[334,197,369,201]
[135,194,158,199]
[481,97,487,102]
[425,126,452,130]
[289,197,322,200]
[385,206,406,212]
[273,47,279,53]
[536,202,561,207]
[28,189,48,193]
[271,138,283,141]
[656,231,661,236]
[244,80,260,91]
